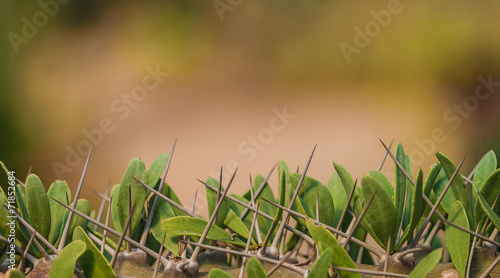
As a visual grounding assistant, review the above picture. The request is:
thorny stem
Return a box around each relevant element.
[187,168,238,273]
[248,173,263,244]
[111,204,135,268]
[238,202,260,278]
[93,182,111,230]
[153,233,168,278]
[18,228,37,272]
[262,198,384,259]
[239,164,276,220]
[343,192,376,250]
[59,146,92,251]
[4,204,59,255]
[51,198,167,264]
[271,145,316,255]
[101,196,113,254]
[336,180,357,238]
[181,240,307,275]
[140,140,177,245]
[135,177,199,218]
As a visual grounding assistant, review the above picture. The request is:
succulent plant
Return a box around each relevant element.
[2,140,500,277]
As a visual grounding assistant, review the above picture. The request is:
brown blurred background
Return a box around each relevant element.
[1,1,500,214]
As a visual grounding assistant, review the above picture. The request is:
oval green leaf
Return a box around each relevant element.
[474,186,500,232]
[59,199,90,247]
[223,209,256,246]
[306,220,361,278]
[289,173,334,226]
[145,153,169,189]
[308,248,333,278]
[246,257,268,278]
[205,177,228,227]
[161,216,246,247]
[26,174,51,239]
[209,268,233,278]
[47,180,71,244]
[408,248,442,278]
[73,226,116,277]
[361,175,397,250]
[397,169,424,250]
[436,152,471,227]
[475,169,500,228]
[473,150,497,191]
[368,170,394,201]
[327,172,347,227]
[445,200,470,278]
[394,143,407,233]
[6,269,27,278]
[117,158,146,236]
[49,240,86,278]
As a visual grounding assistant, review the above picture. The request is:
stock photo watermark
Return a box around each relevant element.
[51,65,169,179]
[7,0,70,54]
[213,0,242,21]
[339,0,403,64]
[408,74,500,166]
[6,170,17,269]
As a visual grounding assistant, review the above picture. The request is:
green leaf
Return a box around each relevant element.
[473,150,497,192]
[6,269,27,278]
[246,257,268,278]
[264,170,287,241]
[243,174,276,204]
[361,175,397,250]
[205,177,228,227]
[158,183,185,216]
[473,185,500,232]
[368,170,394,201]
[289,173,334,226]
[394,143,407,236]
[110,184,122,233]
[284,178,314,227]
[49,240,86,278]
[73,226,116,277]
[47,180,71,244]
[60,199,90,246]
[161,216,247,247]
[327,172,347,227]
[333,162,376,241]
[308,248,333,278]
[436,152,472,228]
[432,168,455,213]
[26,174,51,239]
[475,169,500,228]
[150,185,181,256]
[397,169,424,250]
[402,154,415,232]
[333,161,359,202]
[306,220,360,278]
[0,193,8,239]
[224,209,257,246]
[145,153,169,189]
[117,158,146,235]
[445,200,470,278]
[424,163,442,199]
[209,268,233,278]
[241,174,276,225]
[408,248,442,278]
[15,183,28,221]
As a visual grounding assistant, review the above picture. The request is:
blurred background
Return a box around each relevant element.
[1,1,500,214]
